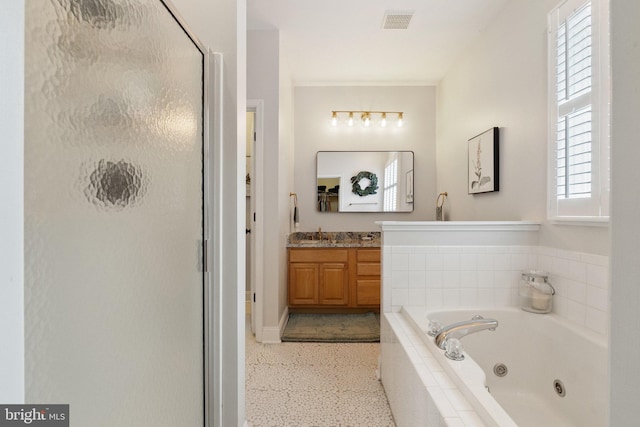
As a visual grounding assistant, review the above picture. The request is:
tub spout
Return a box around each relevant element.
[435,315,498,349]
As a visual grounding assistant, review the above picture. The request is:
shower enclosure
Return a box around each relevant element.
[25,0,208,425]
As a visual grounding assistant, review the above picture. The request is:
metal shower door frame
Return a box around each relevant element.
[157,1,219,425]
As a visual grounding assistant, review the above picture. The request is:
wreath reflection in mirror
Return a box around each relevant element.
[351,171,379,196]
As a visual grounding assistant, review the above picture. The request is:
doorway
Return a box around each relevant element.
[247,100,264,341]
[246,110,255,319]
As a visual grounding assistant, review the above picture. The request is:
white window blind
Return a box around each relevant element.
[548,0,609,220]
[559,4,593,102]
[557,106,593,199]
[556,3,593,200]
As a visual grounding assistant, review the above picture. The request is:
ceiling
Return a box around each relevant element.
[247,0,510,86]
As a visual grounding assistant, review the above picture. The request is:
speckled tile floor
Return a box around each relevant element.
[245,319,396,427]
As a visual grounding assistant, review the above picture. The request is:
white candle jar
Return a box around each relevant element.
[519,270,555,314]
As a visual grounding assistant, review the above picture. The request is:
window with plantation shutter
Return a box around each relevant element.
[548,0,610,221]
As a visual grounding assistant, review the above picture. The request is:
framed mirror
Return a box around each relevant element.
[316,151,414,212]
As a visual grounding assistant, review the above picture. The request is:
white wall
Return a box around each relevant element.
[294,86,437,231]
[610,0,640,423]
[0,0,25,404]
[436,0,609,256]
[278,52,295,334]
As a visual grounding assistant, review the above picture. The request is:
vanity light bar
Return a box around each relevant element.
[330,110,404,127]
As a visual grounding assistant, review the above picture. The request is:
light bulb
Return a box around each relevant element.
[397,112,404,127]
[362,112,371,127]
[331,112,337,127]
[380,112,387,127]
[347,112,354,127]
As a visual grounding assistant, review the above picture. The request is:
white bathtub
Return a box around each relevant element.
[385,307,608,426]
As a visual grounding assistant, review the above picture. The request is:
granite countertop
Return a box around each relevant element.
[287,231,381,248]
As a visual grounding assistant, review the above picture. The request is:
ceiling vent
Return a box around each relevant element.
[382,11,414,30]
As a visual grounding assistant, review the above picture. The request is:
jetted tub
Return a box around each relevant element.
[399,306,608,426]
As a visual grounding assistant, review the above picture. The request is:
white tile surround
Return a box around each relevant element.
[382,244,609,337]
[378,222,610,426]
[378,218,609,337]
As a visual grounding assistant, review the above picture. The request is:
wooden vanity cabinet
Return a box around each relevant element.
[288,247,380,310]
[288,248,349,306]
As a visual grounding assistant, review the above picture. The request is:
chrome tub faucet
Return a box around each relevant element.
[434,315,499,350]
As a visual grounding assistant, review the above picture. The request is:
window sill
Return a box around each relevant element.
[548,216,610,227]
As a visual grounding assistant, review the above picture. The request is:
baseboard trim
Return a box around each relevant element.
[260,306,288,344]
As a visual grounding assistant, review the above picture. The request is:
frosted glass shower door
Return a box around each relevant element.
[25,1,205,426]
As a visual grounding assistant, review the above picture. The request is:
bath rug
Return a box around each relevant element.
[281,312,380,343]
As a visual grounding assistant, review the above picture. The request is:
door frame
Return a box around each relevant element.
[204,50,222,427]
[159,1,218,425]
[247,99,264,342]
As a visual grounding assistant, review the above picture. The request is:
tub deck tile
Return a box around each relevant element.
[457,410,486,427]
[382,312,488,427]
[443,388,474,411]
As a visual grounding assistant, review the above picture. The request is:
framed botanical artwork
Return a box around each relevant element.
[468,127,499,194]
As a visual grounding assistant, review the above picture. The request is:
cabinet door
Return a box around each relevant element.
[357,249,381,262]
[289,263,319,305]
[356,263,381,276]
[319,263,349,305]
[356,279,381,305]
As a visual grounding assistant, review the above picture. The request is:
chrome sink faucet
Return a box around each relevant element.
[434,315,498,349]
[318,227,323,241]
